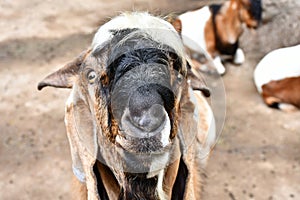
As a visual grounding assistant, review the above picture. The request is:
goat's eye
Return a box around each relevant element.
[87,70,97,84]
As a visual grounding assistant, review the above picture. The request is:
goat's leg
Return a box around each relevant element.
[213,56,226,75]
[233,48,245,65]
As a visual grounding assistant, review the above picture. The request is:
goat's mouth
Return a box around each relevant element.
[116,107,171,154]
[116,133,171,154]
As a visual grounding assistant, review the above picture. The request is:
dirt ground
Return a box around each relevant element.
[1,0,300,199]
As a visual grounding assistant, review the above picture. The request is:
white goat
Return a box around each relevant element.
[254,44,300,111]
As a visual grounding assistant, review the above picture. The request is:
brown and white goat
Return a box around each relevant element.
[38,12,216,199]
[171,0,262,74]
[254,44,300,112]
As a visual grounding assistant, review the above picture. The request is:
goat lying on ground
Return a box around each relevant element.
[170,0,262,75]
[254,44,300,112]
[38,12,216,199]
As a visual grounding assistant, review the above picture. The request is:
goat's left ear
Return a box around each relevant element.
[37,49,91,90]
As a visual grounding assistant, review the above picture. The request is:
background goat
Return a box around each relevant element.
[38,12,216,200]
[170,0,262,75]
[254,44,300,112]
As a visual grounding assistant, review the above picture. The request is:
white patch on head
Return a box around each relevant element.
[179,6,211,53]
[92,12,186,69]
[219,1,239,45]
[254,44,300,93]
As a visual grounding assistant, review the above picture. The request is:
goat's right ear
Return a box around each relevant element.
[37,49,91,90]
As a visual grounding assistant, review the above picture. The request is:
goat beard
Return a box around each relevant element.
[119,173,159,200]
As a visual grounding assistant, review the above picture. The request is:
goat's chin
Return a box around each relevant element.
[116,116,171,154]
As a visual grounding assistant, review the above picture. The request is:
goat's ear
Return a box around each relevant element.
[166,14,182,34]
[186,60,211,97]
[171,18,182,34]
[37,49,91,90]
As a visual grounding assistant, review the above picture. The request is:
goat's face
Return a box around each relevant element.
[38,14,188,173]
[87,29,184,154]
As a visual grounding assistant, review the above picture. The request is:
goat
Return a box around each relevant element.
[254,44,300,112]
[170,0,262,75]
[38,12,216,199]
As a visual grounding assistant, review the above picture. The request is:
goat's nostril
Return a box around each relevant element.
[131,104,166,132]
[133,115,150,128]
[150,104,165,119]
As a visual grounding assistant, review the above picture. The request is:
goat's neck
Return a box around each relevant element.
[96,158,183,200]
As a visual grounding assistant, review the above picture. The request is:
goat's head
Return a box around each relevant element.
[38,13,214,199]
[37,12,198,172]
[238,0,262,29]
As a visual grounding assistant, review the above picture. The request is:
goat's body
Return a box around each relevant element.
[174,0,262,75]
[178,6,229,74]
[178,7,211,54]
[254,45,300,93]
[254,44,300,110]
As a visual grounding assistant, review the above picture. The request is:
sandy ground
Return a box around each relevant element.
[0,0,300,199]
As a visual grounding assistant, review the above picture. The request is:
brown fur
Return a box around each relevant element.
[37,49,91,90]
[217,1,242,43]
[207,0,244,57]
[262,76,300,109]
[172,18,182,34]
[239,0,260,28]
[162,158,181,197]
[96,161,120,199]
[166,15,182,34]
[204,16,217,57]
[72,176,88,200]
